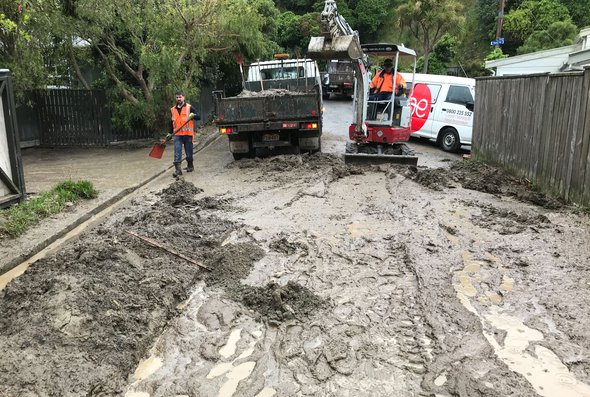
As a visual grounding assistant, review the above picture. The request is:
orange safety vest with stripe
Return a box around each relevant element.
[370,71,407,95]
[171,103,194,136]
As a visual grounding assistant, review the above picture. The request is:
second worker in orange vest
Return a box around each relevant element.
[369,58,407,101]
[170,90,200,177]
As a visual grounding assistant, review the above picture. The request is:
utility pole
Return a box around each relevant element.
[495,0,506,48]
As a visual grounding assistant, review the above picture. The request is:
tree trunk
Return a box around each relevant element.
[68,47,91,90]
[422,48,430,74]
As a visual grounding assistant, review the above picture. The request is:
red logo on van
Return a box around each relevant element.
[410,83,431,131]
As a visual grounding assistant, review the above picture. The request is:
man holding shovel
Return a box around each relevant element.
[169,90,200,177]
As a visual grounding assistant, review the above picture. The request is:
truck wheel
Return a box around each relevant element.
[438,128,461,152]
[323,92,330,100]
[312,137,322,154]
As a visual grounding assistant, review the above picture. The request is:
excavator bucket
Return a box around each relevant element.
[307,36,364,60]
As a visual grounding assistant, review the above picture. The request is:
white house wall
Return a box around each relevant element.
[494,54,569,76]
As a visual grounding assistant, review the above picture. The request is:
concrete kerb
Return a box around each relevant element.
[0,131,222,277]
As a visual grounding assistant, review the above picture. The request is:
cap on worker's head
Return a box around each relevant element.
[175,90,185,96]
[383,59,393,67]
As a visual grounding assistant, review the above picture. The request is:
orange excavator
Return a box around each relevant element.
[308,0,418,165]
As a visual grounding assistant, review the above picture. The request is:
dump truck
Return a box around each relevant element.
[214,56,323,160]
[322,60,354,99]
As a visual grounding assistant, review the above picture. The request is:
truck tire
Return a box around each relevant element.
[323,92,330,100]
[438,127,461,152]
[312,137,322,154]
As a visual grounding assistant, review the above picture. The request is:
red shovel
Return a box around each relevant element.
[149,118,192,159]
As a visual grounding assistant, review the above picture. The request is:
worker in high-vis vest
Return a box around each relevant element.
[369,58,406,101]
[169,90,200,177]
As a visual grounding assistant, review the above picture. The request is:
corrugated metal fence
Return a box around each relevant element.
[473,67,590,206]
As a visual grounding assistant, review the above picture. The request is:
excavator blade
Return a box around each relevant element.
[344,153,418,166]
[344,142,418,166]
[307,36,363,60]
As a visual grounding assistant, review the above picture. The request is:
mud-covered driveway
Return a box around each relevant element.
[1,101,590,397]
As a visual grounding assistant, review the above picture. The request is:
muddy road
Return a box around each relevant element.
[1,101,590,397]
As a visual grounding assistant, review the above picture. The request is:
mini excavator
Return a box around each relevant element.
[308,0,418,165]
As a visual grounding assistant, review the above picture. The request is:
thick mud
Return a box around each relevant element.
[2,137,590,397]
[0,181,324,396]
[403,161,564,209]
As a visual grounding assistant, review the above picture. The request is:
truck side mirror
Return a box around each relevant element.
[466,101,474,112]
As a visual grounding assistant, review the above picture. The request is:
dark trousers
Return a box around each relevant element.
[173,135,193,163]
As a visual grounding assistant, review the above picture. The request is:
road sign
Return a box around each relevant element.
[490,38,504,46]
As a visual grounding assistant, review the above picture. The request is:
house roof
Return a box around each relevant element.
[485,45,575,68]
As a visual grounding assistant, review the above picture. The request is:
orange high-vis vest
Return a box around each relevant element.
[171,103,194,136]
[370,71,407,95]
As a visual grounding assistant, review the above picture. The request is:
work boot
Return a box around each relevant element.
[186,160,194,172]
[173,162,182,177]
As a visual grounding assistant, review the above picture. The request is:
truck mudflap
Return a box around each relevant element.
[344,142,418,165]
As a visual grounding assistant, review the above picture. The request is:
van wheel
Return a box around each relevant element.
[438,128,461,152]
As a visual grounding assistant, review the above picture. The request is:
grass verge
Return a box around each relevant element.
[0,180,98,238]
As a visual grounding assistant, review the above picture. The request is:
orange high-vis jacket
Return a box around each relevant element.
[370,71,407,95]
[171,103,195,136]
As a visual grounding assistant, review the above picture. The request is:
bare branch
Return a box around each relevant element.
[94,44,139,104]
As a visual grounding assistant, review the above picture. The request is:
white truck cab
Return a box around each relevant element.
[401,73,475,152]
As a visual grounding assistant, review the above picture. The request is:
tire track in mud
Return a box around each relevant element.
[390,168,590,397]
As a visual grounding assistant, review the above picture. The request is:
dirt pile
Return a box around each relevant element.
[237,89,306,98]
[270,234,309,256]
[238,281,328,324]
[471,204,551,234]
[229,152,368,183]
[403,161,563,209]
[157,180,204,206]
[203,243,266,288]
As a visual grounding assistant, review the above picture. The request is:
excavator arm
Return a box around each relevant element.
[308,0,368,138]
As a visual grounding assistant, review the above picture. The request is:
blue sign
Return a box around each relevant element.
[490,37,505,45]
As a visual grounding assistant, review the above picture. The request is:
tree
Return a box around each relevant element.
[0,1,52,95]
[53,0,277,133]
[397,0,464,73]
[517,20,578,54]
[503,0,572,40]
[354,0,391,41]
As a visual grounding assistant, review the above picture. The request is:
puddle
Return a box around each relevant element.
[450,243,590,396]
[125,392,150,397]
[348,222,373,238]
[434,374,448,386]
[133,356,163,382]
[219,329,242,358]
[255,388,277,397]
[218,361,256,397]
[484,306,590,397]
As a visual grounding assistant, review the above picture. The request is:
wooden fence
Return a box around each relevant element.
[473,66,590,206]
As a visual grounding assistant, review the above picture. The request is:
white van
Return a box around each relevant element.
[401,73,475,152]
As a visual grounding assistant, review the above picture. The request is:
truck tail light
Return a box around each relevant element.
[302,123,318,130]
[220,127,235,134]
